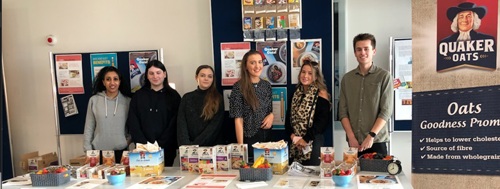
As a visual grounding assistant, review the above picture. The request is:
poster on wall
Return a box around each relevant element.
[290,39,321,84]
[256,41,287,85]
[220,42,251,86]
[436,1,497,72]
[55,54,84,94]
[272,87,287,130]
[393,39,412,120]
[412,0,499,175]
[129,51,158,93]
[90,53,117,82]
[60,94,78,117]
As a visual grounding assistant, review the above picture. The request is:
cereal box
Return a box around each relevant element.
[179,145,198,171]
[320,147,335,178]
[120,151,130,176]
[85,150,100,167]
[187,147,199,173]
[129,149,164,177]
[320,147,334,164]
[87,164,110,179]
[215,145,230,171]
[230,143,248,169]
[76,165,93,179]
[253,141,289,175]
[102,151,115,166]
[198,147,216,174]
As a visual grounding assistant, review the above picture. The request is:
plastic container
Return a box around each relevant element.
[359,158,390,172]
[239,168,273,181]
[107,173,126,185]
[30,170,70,186]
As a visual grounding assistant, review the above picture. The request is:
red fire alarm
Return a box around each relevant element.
[47,35,57,45]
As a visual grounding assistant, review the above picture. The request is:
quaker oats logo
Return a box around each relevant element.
[436,1,497,72]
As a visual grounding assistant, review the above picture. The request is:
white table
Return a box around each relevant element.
[2,167,413,188]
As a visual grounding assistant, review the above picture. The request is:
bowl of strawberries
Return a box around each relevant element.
[107,169,126,185]
[332,164,355,187]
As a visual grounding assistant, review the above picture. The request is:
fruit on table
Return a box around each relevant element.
[252,155,266,168]
[54,167,67,173]
[333,168,352,176]
[362,152,393,160]
[240,161,250,168]
[35,167,67,174]
[257,159,271,168]
[110,169,126,175]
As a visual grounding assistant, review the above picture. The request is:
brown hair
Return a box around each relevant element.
[353,33,376,51]
[298,60,331,100]
[196,65,221,121]
[239,50,262,111]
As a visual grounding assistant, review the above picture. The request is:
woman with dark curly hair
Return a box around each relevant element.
[83,66,131,162]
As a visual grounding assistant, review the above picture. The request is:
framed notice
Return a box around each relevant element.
[220,42,251,86]
[391,38,412,121]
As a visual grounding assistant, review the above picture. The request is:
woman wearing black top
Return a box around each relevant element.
[285,60,332,165]
[177,65,224,146]
[127,60,181,166]
[229,50,273,161]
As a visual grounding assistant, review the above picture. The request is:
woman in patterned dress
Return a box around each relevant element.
[285,60,331,165]
[229,50,274,161]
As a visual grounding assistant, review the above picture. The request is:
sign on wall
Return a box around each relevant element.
[412,0,499,175]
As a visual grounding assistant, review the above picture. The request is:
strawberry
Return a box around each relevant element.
[345,170,352,175]
[340,170,346,175]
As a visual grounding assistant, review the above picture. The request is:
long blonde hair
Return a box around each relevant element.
[297,60,330,100]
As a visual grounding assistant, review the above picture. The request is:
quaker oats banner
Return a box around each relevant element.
[436,0,497,72]
[413,0,500,176]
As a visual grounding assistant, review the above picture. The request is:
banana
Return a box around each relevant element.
[252,155,265,168]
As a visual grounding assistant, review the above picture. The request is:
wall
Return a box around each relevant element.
[340,0,412,73]
[2,0,212,175]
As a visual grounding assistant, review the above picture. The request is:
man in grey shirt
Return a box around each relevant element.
[339,33,394,156]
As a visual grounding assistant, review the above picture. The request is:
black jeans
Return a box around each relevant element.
[244,129,272,163]
[163,145,177,166]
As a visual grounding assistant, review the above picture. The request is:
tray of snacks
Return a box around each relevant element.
[239,155,273,181]
[30,166,70,186]
[359,152,393,172]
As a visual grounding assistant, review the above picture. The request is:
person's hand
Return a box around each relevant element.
[261,113,274,129]
[347,136,360,149]
[292,135,302,144]
[359,136,374,152]
[296,138,308,149]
